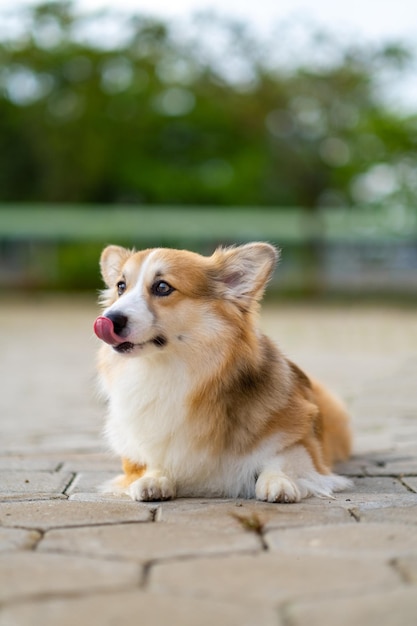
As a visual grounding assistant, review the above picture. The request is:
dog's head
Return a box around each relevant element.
[94,243,279,356]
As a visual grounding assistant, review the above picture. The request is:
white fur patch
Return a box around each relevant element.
[128,473,176,501]
[104,369,351,501]
[103,346,293,499]
[102,250,158,345]
[104,353,191,464]
[256,445,352,502]
[98,245,351,503]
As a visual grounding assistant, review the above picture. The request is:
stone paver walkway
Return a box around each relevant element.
[1,297,417,626]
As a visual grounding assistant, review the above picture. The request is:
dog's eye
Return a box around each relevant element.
[151,280,174,297]
[116,280,126,296]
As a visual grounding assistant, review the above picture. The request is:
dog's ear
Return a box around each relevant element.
[213,243,279,304]
[100,245,133,287]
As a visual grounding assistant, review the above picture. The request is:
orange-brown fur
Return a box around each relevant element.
[115,458,146,489]
[96,242,352,502]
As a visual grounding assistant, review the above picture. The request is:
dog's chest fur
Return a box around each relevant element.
[104,354,285,498]
[105,354,188,458]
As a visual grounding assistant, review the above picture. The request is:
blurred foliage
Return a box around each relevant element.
[0,1,417,209]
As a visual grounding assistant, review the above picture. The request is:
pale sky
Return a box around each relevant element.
[1,0,416,108]
[78,0,417,41]
[2,0,417,42]
[88,0,417,38]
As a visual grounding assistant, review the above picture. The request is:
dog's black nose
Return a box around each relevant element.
[106,312,128,336]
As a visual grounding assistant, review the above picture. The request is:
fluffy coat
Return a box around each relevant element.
[94,243,351,502]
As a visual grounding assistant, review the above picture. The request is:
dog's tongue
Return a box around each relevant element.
[93,316,120,345]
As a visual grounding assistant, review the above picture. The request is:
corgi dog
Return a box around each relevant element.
[94,243,351,503]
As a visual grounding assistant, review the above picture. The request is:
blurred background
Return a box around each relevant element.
[0,0,417,297]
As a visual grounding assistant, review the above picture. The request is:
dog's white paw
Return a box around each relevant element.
[127,475,175,501]
[255,471,301,503]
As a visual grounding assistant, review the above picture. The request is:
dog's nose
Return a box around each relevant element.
[106,311,128,336]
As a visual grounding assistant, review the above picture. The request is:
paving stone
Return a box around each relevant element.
[39,521,261,561]
[156,498,280,531]
[360,504,417,524]
[389,443,417,458]
[69,492,132,502]
[0,500,152,530]
[60,453,121,472]
[0,470,74,501]
[2,301,417,625]
[150,552,399,605]
[0,453,120,473]
[65,471,118,495]
[0,298,102,455]
[333,457,367,477]
[0,590,278,626]
[2,435,103,456]
[155,499,250,532]
[353,432,399,454]
[157,499,353,532]
[364,458,417,477]
[0,527,40,552]
[263,503,352,529]
[392,554,417,583]
[317,476,417,509]
[0,456,61,471]
[349,492,417,509]
[290,489,417,510]
[265,522,417,557]
[402,476,417,492]
[394,430,417,446]
[0,552,140,603]
[345,476,409,494]
[346,443,417,476]
[284,587,417,626]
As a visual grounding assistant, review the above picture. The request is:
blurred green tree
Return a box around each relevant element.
[0,1,416,208]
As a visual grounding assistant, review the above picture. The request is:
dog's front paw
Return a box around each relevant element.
[127,475,175,501]
[255,471,301,503]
